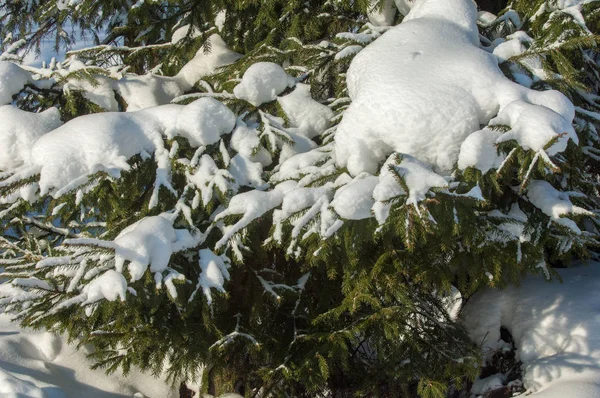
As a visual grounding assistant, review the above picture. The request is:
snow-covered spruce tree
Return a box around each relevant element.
[1,0,599,396]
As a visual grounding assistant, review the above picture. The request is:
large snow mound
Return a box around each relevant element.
[334,0,576,176]
[461,262,600,397]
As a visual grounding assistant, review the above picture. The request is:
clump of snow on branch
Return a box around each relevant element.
[0,99,236,200]
[0,106,62,171]
[334,0,576,176]
[233,62,296,106]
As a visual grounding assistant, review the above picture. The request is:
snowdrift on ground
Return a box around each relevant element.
[0,313,174,397]
[462,262,600,397]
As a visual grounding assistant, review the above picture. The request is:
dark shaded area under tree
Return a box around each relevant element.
[476,0,509,14]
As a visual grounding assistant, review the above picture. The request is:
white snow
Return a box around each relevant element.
[458,128,504,173]
[192,249,231,305]
[277,83,334,139]
[331,174,379,220]
[176,34,241,90]
[0,313,175,397]
[171,24,201,44]
[334,0,576,176]
[394,0,414,16]
[115,74,185,112]
[471,373,506,396]
[461,262,600,398]
[526,180,592,233]
[233,62,296,106]
[230,120,272,166]
[58,34,239,112]
[83,269,128,303]
[0,61,32,104]
[368,0,397,26]
[113,214,187,282]
[168,97,236,147]
[0,106,62,171]
[215,180,298,248]
[0,99,235,198]
[492,100,577,155]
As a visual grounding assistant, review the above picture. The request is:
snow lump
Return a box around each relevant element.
[234,62,296,106]
[334,0,577,176]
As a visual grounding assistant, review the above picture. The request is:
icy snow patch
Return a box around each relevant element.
[461,262,600,397]
[233,62,296,106]
[335,0,576,176]
[0,106,62,171]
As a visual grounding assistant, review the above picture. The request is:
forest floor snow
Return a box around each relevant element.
[0,312,175,398]
[462,261,600,398]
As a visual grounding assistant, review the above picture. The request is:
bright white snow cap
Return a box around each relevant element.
[335,0,576,177]
[233,62,296,106]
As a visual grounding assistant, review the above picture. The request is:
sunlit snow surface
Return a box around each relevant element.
[334,0,576,176]
[0,313,174,398]
[462,262,600,398]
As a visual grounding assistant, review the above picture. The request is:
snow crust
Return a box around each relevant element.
[335,0,576,176]
[461,262,600,397]
[233,62,296,106]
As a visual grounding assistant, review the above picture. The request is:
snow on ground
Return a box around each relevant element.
[0,313,175,398]
[462,261,600,398]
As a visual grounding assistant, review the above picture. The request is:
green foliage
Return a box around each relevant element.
[1,1,599,397]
